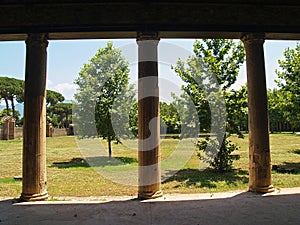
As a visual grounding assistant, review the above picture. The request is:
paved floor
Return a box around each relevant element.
[0,188,299,225]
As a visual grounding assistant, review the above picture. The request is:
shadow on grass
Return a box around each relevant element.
[51,156,138,169]
[51,158,90,168]
[273,162,300,174]
[162,168,248,189]
[292,149,300,155]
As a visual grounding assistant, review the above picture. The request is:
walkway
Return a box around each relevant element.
[0,188,299,225]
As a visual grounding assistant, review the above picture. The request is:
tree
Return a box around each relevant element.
[225,86,248,136]
[267,88,286,132]
[48,102,72,127]
[46,90,65,106]
[0,108,21,125]
[45,90,65,127]
[0,77,67,125]
[160,101,181,134]
[128,101,138,137]
[0,76,24,118]
[173,39,245,172]
[275,44,300,129]
[74,42,133,159]
[174,39,245,132]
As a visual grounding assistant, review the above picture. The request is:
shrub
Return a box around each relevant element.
[197,133,239,172]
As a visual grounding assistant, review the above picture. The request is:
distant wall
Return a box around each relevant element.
[0,127,69,139]
[52,128,68,137]
[15,127,23,139]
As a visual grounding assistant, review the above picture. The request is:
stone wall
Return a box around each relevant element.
[15,127,23,139]
[0,127,69,139]
[52,128,68,137]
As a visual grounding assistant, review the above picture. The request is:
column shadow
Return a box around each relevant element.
[50,156,138,168]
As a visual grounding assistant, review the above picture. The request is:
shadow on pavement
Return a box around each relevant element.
[0,190,299,225]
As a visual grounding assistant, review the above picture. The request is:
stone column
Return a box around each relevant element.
[241,33,274,193]
[46,123,53,137]
[8,119,15,140]
[2,119,9,140]
[137,32,162,199]
[21,33,48,201]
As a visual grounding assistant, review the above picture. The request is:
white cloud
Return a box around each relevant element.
[53,83,76,100]
[47,79,53,87]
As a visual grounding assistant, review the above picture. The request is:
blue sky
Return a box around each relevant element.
[0,39,298,101]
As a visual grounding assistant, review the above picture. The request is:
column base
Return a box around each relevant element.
[138,190,163,200]
[249,184,275,193]
[20,191,48,202]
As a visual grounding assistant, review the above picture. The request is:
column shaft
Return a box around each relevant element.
[242,33,274,193]
[137,32,162,199]
[21,33,48,201]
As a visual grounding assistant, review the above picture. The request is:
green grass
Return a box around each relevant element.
[0,133,299,198]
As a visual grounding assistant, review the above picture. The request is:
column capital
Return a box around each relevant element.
[137,32,160,42]
[26,33,48,48]
[241,33,265,44]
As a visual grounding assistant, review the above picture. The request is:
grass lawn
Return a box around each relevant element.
[0,133,299,198]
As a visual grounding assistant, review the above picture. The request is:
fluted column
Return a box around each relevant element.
[241,33,274,193]
[21,33,48,201]
[137,32,162,199]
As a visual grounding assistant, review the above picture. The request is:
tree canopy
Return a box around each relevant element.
[74,42,134,158]
[46,90,65,106]
[0,76,24,118]
[173,39,246,133]
[0,76,68,127]
[275,44,300,129]
[47,102,72,128]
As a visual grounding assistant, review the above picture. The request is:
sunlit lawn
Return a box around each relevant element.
[0,133,299,198]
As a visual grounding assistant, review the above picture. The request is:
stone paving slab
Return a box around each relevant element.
[0,188,299,225]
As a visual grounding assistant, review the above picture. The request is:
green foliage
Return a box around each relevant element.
[46,90,65,106]
[193,39,245,90]
[160,102,181,134]
[0,76,24,118]
[197,133,239,172]
[0,77,69,127]
[0,117,5,126]
[173,39,246,132]
[225,86,248,136]
[275,44,300,129]
[267,88,286,132]
[47,102,72,127]
[45,90,66,127]
[0,109,21,125]
[110,83,136,141]
[128,101,138,137]
[173,39,245,171]
[74,42,134,158]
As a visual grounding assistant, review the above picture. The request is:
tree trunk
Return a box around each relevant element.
[107,114,112,160]
[108,138,112,160]
[11,98,15,118]
[4,98,9,115]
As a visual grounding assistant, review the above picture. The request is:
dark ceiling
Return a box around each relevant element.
[0,1,300,40]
